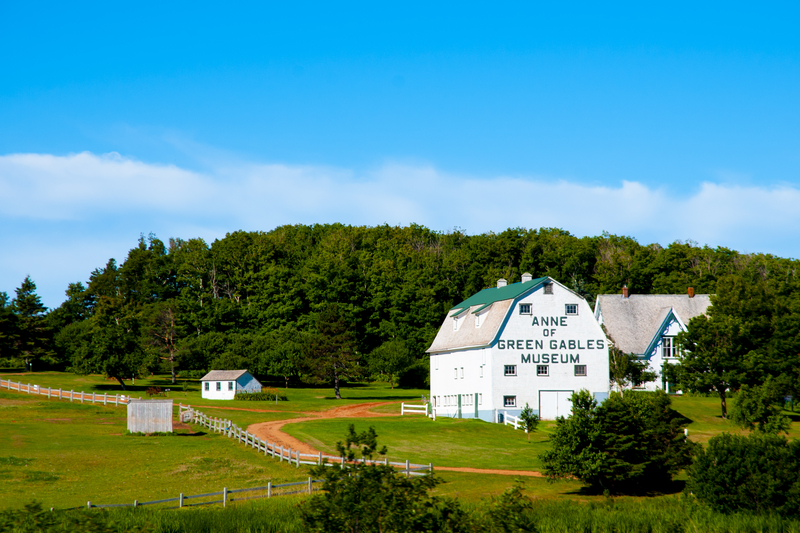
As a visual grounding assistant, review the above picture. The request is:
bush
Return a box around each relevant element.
[234,388,287,401]
[541,390,695,494]
[687,432,800,515]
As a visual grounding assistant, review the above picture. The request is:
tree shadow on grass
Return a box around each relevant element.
[565,479,686,497]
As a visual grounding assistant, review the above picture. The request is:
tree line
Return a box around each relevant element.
[2,224,800,395]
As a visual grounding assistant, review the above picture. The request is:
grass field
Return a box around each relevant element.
[2,370,798,512]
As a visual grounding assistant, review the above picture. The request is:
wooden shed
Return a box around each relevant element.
[127,399,173,433]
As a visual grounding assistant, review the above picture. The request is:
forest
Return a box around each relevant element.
[1,224,799,396]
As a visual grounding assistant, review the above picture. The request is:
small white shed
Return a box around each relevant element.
[200,370,262,400]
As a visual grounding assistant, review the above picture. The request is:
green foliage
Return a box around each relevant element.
[0,502,127,532]
[730,377,791,434]
[368,339,412,388]
[233,390,288,401]
[608,344,657,392]
[541,390,695,494]
[518,403,540,442]
[304,304,361,399]
[688,432,800,516]
[301,425,472,533]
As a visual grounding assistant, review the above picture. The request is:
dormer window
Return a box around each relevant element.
[544,283,553,295]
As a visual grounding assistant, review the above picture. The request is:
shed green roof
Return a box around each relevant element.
[449,277,549,317]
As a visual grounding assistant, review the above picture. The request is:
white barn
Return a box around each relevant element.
[200,370,262,400]
[594,287,711,392]
[427,274,610,421]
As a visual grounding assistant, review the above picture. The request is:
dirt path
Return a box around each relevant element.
[246,401,545,477]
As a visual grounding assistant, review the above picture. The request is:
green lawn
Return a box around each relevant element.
[283,416,557,471]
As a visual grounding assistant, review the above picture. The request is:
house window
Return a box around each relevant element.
[453,316,459,331]
[544,283,553,295]
[216,382,221,391]
[504,365,517,376]
[204,382,209,391]
[537,365,549,377]
[228,382,234,391]
[480,366,484,378]
[662,337,679,358]
[503,396,516,407]
[479,393,482,405]
[565,304,578,315]
[574,365,587,377]
[519,303,531,315]
[460,367,464,379]
[454,368,458,379]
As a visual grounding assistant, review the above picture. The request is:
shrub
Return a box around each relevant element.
[541,390,695,494]
[687,432,800,515]
[234,388,287,401]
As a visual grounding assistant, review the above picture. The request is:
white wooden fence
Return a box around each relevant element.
[503,412,524,431]
[400,402,429,416]
[77,478,322,510]
[181,404,433,477]
[0,378,138,406]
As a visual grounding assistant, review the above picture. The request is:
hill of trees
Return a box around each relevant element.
[2,224,799,391]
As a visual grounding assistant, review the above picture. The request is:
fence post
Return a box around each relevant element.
[429,463,432,475]
[27,383,30,394]
[47,387,51,399]
[296,449,299,468]
[267,481,271,498]
[308,477,312,494]
[405,459,410,477]
[134,500,138,508]
[80,391,84,404]
[318,451,322,465]
[223,487,227,507]
[69,390,73,402]
[92,392,96,404]
[179,493,184,508]
[103,393,107,406]
[87,501,91,509]
[341,455,345,469]
[401,402,405,416]
[279,445,283,462]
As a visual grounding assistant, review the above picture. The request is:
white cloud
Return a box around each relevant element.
[2,151,800,307]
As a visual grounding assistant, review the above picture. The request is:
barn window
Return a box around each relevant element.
[454,368,458,379]
[479,393,483,405]
[504,365,517,376]
[565,304,578,315]
[537,365,549,377]
[574,365,587,376]
[204,382,209,391]
[519,303,531,315]
[543,283,553,295]
[216,382,221,391]
[228,382,234,391]
[503,396,516,407]
[460,367,465,379]
[480,366,483,378]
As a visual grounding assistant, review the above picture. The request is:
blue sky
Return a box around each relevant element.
[2,2,800,308]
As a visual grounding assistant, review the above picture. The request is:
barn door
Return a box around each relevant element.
[539,390,574,420]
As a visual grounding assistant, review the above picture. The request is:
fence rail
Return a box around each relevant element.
[0,378,138,407]
[180,404,433,476]
[78,478,323,510]
[400,402,430,416]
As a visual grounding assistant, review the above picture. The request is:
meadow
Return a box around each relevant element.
[1,370,798,521]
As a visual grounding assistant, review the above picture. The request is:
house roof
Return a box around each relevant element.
[427,276,553,354]
[200,370,250,381]
[448,277,549,316]
[595,294,711,355]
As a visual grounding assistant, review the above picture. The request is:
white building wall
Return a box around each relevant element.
[430,281,610,420]
[640,319,683,392]
[201,380,237,400]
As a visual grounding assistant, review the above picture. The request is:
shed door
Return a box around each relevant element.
[539,391,573,420]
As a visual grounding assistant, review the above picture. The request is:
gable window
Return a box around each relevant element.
[228,382,234,391]
[662,336,679,358]
[574,365,587,376]
[537,365,549,377]
[543,283,553,295]
[519,303,531,315]
[454,368,458,379]
[480,366,484,378]
[475,312,485,328]
[452,316,459,331]
[504,365,517,376]
[204,382,209,391]
[461,367,465,379]
[503,396,516,407]
[216,382,221,391]
[565,304,578,315]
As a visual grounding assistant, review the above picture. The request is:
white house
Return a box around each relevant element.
[594,287,711,392]
[427,274,610,421]
[200,370,262,400]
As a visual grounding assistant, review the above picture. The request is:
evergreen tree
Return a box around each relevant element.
[11,276,53,370]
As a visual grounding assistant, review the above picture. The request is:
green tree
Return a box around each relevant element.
[687,432,800,516]
[608,344,656,394]
[541,390,695,494]
[11,276,54,371]
[368,339,412,389]
[145,304,181,384]
[0,292,19,361]
[730,376,790,434]
[518,403,540,442]
[301,425,471,533]
[305,304,361,399]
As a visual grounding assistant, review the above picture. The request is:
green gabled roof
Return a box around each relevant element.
[449,276,550,317]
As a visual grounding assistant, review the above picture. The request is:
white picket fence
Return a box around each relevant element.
[400,402,429,416]
[181,404,433,477]
[503,412,524,431]
[77,478,322,511]
[0,378,138,406]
